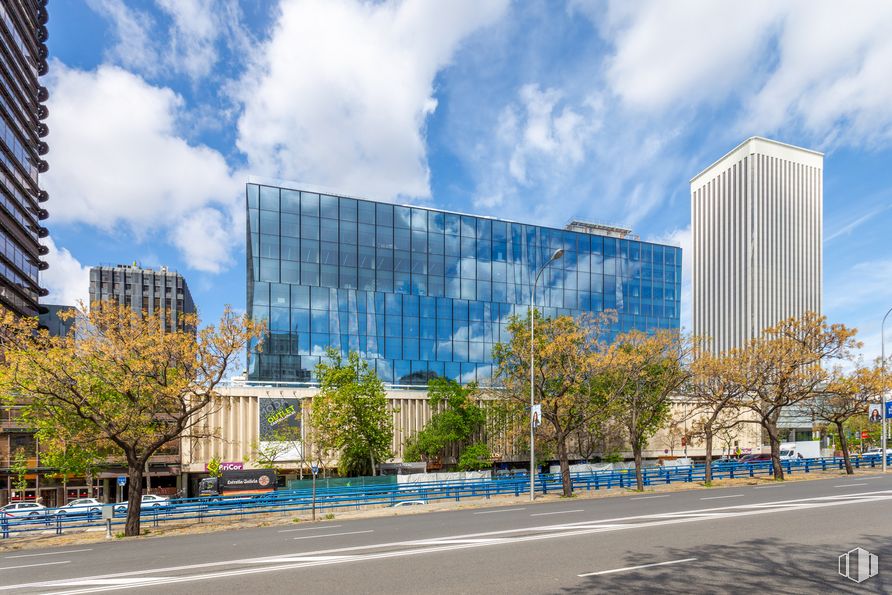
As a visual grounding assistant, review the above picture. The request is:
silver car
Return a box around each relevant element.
[0,502,48,518]
[54,498,104,516]
[114,494,170,513]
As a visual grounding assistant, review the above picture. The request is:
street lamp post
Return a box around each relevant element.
[881,307,892,473]
[529,248,564,501]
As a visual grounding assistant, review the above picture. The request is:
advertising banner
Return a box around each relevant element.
[259,398,302,441]
[869,404,883,423]
[531,404,542,428]
[259,397,303,461]
[218,469,276,494]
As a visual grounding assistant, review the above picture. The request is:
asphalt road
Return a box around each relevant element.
[2,474,891,594]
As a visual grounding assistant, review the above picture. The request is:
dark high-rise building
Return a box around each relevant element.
[0,0,50,316]
[89,264,196,332]
[245,183,682,385]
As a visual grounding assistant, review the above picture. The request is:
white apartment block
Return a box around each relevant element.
[691,137,823,354]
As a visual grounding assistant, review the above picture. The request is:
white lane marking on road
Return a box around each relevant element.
[860,476,883,480]
[4,549,91,559]
[48,579,171,586]
[247,556,350,563]
[753,485,786,489]
[530,509,585,517]
[293,530,374,541]
[473,507,526,515]
[278,524,343,533]
[630,495,669,500]
[835,483,869,488]
[700,495,744,501]
[0,560,70,571]
[12,489,892,594]
[578,557,697,577]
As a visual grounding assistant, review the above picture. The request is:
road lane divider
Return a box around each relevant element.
[834,483,869,488]
[278,525,343,533]
[293,530,374,541]
[530,509,585,517]
[473,507,526,515]
[0,560,71,571]
[4,549,92,559]
[700,495,744,501]
[578,557,697,577]
[630,495,670,500]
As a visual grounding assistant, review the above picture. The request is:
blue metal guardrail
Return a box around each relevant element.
[3,453,890,539]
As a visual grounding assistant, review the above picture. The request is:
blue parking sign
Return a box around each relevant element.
[117,476,127,487]
[886,401,892,419]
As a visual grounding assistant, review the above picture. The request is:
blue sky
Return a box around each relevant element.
[42,0,892,361]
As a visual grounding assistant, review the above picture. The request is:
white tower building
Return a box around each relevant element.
[691,137,823,354]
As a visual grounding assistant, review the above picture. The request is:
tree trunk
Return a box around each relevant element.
[124,461,144,537]
[766,422,784,480]
[704,430,714,484]
[836,421,853,475]
[557,435,572,498]
[370,451,376,477]
[633,443,644,491]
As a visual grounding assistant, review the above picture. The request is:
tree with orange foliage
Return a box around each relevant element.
[601,330,693,491]
[493,311,609,497]
[809,365,883,474]
[685,349,746,483]
[0,302,261,537]
[729,312,859,480]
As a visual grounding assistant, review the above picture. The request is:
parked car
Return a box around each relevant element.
[54,498,104,516]
[392,499,427,507]
[114,494,170,513]
[0,502,48,518]
[738,453,772,463]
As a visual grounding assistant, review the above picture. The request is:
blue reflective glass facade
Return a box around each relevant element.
[246,183,681,385]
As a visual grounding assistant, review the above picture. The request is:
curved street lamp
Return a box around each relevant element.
[529,248,564,501]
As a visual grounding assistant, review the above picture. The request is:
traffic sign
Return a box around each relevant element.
[117,475,127,487]
[311,464,319,476]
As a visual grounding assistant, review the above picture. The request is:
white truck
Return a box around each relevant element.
[778,441,821,460]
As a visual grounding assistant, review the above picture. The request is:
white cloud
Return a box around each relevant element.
[41,238,89,307]
[155,0,222,81]
[235,0,508,201]
[170,207,236,274]
[473,84,603,210]
[743,2,892,146]
[87,0,250,83]
[86,0,160,75]
[44,62,240,272]
[598,0,781,111]
[590,0,892,148]
[505,84,598,185]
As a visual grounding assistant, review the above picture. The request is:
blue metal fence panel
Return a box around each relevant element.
[2,454,888,539]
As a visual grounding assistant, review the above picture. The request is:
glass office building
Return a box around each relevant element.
[246,183,681,386]
[0,0,50,316]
